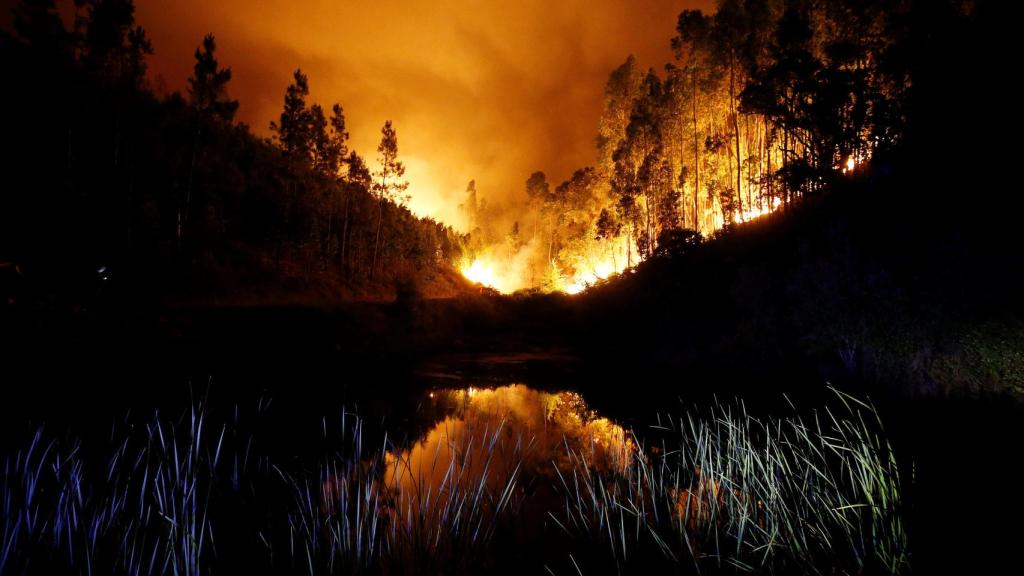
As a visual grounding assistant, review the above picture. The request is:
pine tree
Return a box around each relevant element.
[328,104,350,178]
[270,69,312,160]
[188,33,238,122]
[78,0,152,87]
[347,151,371,189]
[340,150,371,275]
[179,33,238,250]
[370,120,409,277]
[309,103,330,173]
[12,0,71,62]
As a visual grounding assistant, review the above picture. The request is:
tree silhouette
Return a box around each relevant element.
[271,69,312,160]
[1,2,467,301]
[371,120,409,277]
[188,33,238,122]
[328,104,350,178]
[78,0,152,87]
[180,33,238,250]
[462,180,478,230]
[525,171,550,204]
[12,0,71,63]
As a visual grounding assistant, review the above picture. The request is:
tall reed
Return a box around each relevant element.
[551,387,909,574]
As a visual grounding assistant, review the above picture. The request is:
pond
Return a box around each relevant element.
[1,343,910,576]
[277,374,908,575]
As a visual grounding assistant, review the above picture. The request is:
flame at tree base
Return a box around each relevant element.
[461,254,628,295]
[458,190,797,297]
[460,235,631,296]
[461,258,499,288]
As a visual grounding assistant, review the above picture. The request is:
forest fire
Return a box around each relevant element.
[736,197,783,222]
[445,0,890,297]
[0,0,1004,571]
[460,258,499,289]
[461,252,627,295]
[459,220,633,295]
[842,154,864,175]
[561,256,623,294]
[460,256,527,294]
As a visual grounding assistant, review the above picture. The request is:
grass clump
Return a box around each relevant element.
[551,387,909,575]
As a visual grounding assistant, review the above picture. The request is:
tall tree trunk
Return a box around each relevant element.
[642,186,650,258]
[765,118,772,209]
[746,114,753,211]
[547,212,554,268]
[691,74,700,233]
[341,189,350,277]
[651,185,658,254]
[371,172,387,279]
[677,112,688,229]
[325,203,332,270]
[372,195,383,279]
[783,126,789,205]
[729,59,744,219]
[626,219,633,268]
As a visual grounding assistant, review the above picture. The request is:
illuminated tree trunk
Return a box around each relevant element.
[746,115,753,211]
[691,75,700,233]
[650,184,658,254]
[729,60,744,219]
[765,118,772,208]
[783,126,789,205]
[627,219,633,268]
[547,212,554,268]
[677,113,689,229]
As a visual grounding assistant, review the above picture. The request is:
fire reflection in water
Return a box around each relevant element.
[313,384,637,569]
[308,384,903,573]
[384,384,635,499]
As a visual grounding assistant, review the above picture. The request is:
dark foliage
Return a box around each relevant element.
[0,0,466,304]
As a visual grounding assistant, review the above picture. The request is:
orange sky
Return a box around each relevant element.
[7,0,713,228]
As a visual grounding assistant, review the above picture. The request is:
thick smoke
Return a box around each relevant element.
[115,0,708,230]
